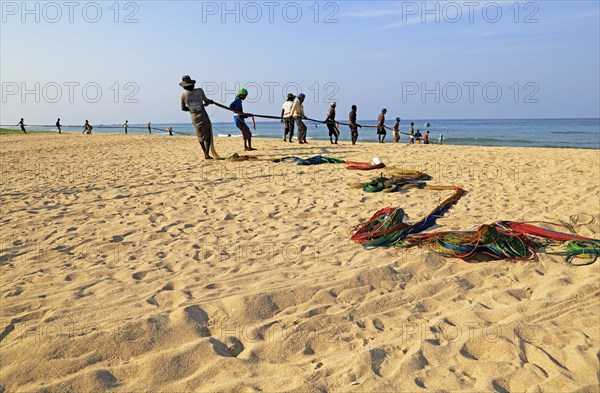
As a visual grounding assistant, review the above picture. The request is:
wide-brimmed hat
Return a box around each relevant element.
[179,75,196,87]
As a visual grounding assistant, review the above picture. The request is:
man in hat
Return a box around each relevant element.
[377,108,387,143]
[230,88,256,151]
[281,93,295,142]
[179,75,215,160]
[349,105,361,145]
[326,102,339,144]
[292,93,308,144]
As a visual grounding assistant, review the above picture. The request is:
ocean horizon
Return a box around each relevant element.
[4,118,599,150]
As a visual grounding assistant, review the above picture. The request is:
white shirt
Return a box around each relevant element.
[282,101,294,118]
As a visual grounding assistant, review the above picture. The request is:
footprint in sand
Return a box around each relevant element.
[183,305,211,337]
[132,271,148,281]
[369,348,387,377]
[372,318,385,331]
[94,370,118,389]
[209,336,245,357]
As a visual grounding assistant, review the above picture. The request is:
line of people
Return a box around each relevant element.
[14,118,176,136]
[179,74,447,160]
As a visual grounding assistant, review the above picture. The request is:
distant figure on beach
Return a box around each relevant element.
[230,88,256,151]
[292,93,308,144]
[179,75,215,160]
[439,133,444,145]
[377,108,387,143]
[56,118,61,134]
[123,120,129,134]
[424,130,430,144]
[408,122,415,144]
[415,129,422,144]
[326,102,338,144]
[168,126,173,136]
[281,93,295,142]
[393,117,401,143]
[147,121,151,134]
[349,105,361,145]
[17,118,26,134]
[83,120,93,134]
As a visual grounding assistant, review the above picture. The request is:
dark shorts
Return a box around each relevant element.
[377,127,386,135]
[191,110,211,143]
[350,125,358,138]
[237,122,252,139]
[327,123,338,136]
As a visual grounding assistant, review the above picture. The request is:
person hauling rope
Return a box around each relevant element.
[393,117,401,143]
[230,88,256,151]
[349,105,361,145]
[292,93,308,144]
[179,75,215,160]
[377,108,387,143]
[326,101,339,144]
[281,93,295,142]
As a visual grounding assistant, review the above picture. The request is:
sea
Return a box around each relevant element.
[12,118,600,149]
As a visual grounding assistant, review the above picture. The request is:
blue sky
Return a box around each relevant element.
[1,0,599,124]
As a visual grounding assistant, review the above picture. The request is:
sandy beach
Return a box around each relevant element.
[1,133,599,392]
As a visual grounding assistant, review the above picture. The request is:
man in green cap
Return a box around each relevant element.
[180,75,215,159]
[230,88,255,151]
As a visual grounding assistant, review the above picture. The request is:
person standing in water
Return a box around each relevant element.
[230,88,256,151]
[415,129,422,144]
[179,75,215,160]
[424,130,430,144]
[147,121,152,134]
[123,120,129,134]
[56,118,61,134]
[377,108,387,143]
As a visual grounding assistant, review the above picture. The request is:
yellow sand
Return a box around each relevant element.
[1,133,599,392]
